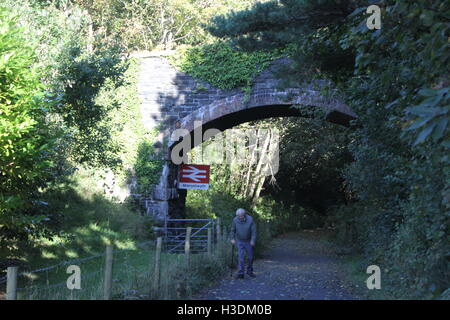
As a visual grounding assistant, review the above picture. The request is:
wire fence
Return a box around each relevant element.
[1,218,232,300]
[0,253,105,286]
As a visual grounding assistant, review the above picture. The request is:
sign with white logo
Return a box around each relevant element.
[178,164,210,190]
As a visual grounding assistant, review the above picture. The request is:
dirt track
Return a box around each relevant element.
[193,230,361,300]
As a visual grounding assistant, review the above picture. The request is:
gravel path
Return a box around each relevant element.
[193,230,361,300]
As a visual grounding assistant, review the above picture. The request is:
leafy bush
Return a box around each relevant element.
[0,7,57,242]
[95,58,164,193]
[207,0,449,298]
[134,140,164,195]
[169,41,284,91]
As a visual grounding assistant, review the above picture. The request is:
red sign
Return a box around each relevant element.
[178,164,210,190]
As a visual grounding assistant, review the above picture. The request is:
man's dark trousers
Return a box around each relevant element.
[236,240,253,275]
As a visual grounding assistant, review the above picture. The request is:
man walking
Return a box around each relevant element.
[230,208,257,279]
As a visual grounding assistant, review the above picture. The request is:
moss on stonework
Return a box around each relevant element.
[168,41,287,92]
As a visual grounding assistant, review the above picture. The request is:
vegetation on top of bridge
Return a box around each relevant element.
[168,42,289,92]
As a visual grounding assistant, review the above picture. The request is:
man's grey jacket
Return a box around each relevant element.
[231,214,257,243]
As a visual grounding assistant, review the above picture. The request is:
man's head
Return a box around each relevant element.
[236,208,246,221]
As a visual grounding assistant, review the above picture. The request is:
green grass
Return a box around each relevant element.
[1,165,325,300]
[0,167,240,300]
[9,237,234,300]
[0,167,155,298]
[320,230,397,300]
[2,169,151,263]
[14,243,166,300]
[14,244,153,300]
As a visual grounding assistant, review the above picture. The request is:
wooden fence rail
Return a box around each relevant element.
[4,218,229,300]
[103,245,114,300]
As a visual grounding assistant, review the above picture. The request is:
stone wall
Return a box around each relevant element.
[134,52,356,233]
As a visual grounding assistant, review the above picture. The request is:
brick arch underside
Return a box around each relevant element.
[166,90,356,220]
[170,88,357,149]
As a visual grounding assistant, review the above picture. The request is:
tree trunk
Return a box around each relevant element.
[251,161,269,206]
[246,129,271,199]
[242,133,258,197]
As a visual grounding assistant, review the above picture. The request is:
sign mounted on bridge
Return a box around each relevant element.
[178,164,210,190]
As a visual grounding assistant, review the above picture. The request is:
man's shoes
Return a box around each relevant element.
[247,272,256,278]
[235,273,244,279]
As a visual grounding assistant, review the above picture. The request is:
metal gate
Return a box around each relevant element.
[164,218,216,253]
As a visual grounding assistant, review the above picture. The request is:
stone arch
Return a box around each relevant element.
[135,53,357,234]
[162,90,356,225]
[172,87,356,149]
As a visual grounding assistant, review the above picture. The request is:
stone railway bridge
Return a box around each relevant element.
[133,52,356,234]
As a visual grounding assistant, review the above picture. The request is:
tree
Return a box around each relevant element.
[0,7,57,242]
[0,0,129,246]
[4,0,127,169]
[58,0,261,51]
[206,0,450,298]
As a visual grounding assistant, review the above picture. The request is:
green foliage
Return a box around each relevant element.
[134,140,164,195]
[95,58,164,193]
[189,116,351,215]
[0,6,58,241]
[404,87,450,146]
[3,0,127,169]
[336,0,449,298]
[1,167,153,280]
[272,117,351,214]
[46,0,260,52]
[50,45,126,168]
[94,58,141,174]
[51,168,151,243]
[208,0,450,298]
[169,41,284,90]
[0,1,162,253]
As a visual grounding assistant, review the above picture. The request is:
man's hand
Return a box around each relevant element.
[250,241,255,247]
[231,239,235,246]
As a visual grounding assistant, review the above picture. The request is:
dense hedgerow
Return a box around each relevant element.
[207,0,449,298]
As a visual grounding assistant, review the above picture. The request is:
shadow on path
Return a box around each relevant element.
[193,230,361,300]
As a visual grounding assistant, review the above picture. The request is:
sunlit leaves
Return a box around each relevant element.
[169,41,284,90]
[0,6,56,236]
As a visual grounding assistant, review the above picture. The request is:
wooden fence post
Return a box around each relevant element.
[184,227,192,296]
[207,228,212,257]
[6,266,18,300]
[223,225,227,241]
[185,227,192,268]
[103,245,113,300]
[153,237,162,294]
[216,218,222,244]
